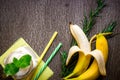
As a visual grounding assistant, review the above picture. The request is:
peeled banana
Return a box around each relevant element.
[64,24,91,79]
[76,34,108,80]
[66,33,108,80]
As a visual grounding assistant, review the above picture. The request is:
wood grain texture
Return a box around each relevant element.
[0,0,120,80]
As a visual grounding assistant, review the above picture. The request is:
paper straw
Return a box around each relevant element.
[38,31,58,62]
[31,31,57,80]
[34,43,62,80]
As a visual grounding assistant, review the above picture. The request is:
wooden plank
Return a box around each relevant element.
[0,0,120,80]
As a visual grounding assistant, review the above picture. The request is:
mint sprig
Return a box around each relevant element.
[4,54,31,76]
[4,63,19,76]
[17,55,31,68]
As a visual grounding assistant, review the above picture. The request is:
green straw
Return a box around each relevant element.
[34,43,62,80]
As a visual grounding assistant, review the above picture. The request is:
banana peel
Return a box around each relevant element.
[64,24,109,80]
[65,33,109,80]
[64,24,91,79]
[0,38,53,80]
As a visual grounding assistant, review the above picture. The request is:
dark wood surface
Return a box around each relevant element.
[0,0,120,80]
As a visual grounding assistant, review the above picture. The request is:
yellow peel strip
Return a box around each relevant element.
[90,32,112,45]
[66,46,106,76]
[87,49,106,75]
[66,46,84,65]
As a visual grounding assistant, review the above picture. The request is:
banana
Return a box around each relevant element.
[64,24,91,79]
[67,33,108,80]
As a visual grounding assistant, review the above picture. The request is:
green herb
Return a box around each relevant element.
[61,51,70,77]
[70,38,77,46]
[60,51,78,77]
[13,58,19,67]
[61,0,106,77]
[71,0,105,47]
[102,21,117,33]
[83,0,105,35]
[4,63,19,76]
[4,54,31,76]
[18,55,31,68]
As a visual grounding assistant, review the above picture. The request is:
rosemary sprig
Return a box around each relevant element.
[102,21,117,33]
[61,0,117,78]
[61,0,105,77]
[83,0,105,35]
[60,51,71,77]
[71,0,105,47]
[102,21,117,39]
[60,51,79,77]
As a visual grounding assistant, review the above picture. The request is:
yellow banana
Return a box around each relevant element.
[64,24,91,79]
[67,33,109,80]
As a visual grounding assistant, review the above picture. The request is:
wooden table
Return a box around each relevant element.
[0,0,120,80]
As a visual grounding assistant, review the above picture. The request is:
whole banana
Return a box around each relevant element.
[64,24,91,79]
[67,33,108,80]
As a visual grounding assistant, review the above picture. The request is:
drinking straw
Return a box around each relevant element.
[38,31,58,62]
[26,31,58,80]
[34,43,62,80]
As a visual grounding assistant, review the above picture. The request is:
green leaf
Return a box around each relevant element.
[102,21,117,33]
[18,54,31,68]
[13,58,19,67]
[82,0,105,36]
[4,63,19,76]
[4,54,32,76]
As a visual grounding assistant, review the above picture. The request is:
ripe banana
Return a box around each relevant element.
[67,33,108,80]
[64,24,91,79]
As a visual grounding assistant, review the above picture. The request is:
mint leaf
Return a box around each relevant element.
[4,54,31,76]
[13,58,19,67]
[18,54,31,68]
[4,63,19,76]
